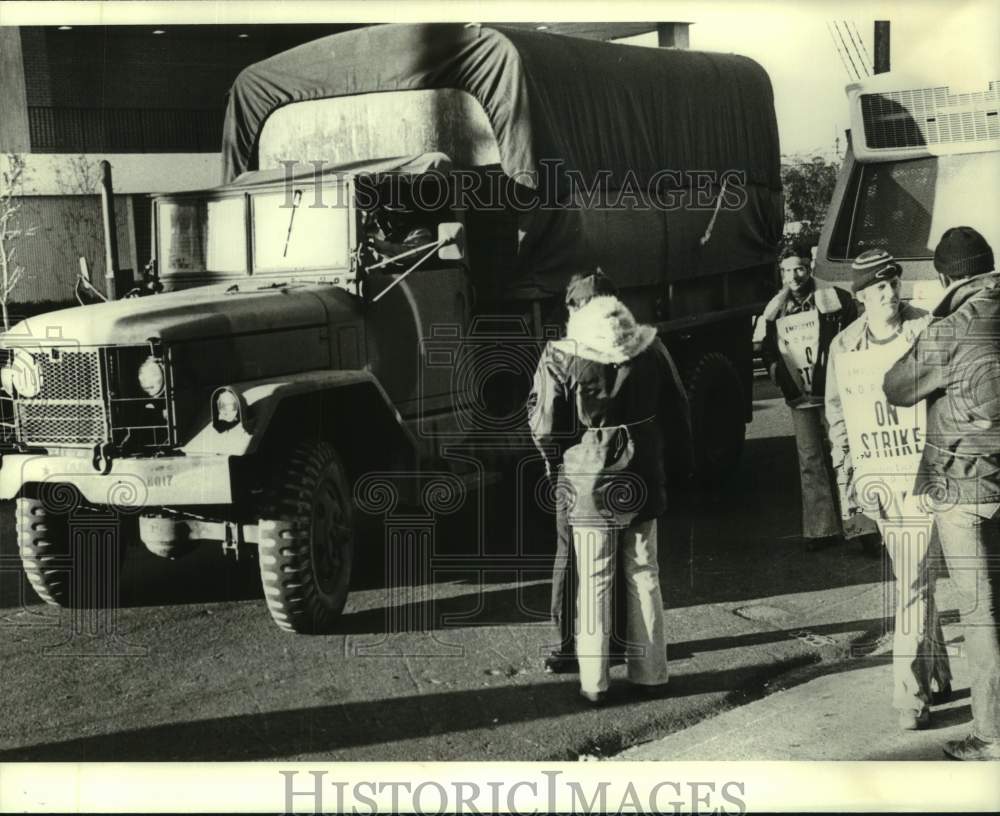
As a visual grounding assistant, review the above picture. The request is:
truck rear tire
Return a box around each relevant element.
[686,352,746,486]
[17,496,127,607]
[258,440,355,634]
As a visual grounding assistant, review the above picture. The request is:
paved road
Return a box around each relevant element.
[0,379,888,761]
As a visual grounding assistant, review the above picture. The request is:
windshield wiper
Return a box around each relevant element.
[282,189,303,258]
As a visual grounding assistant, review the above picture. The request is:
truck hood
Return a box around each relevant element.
[10,282,349,346]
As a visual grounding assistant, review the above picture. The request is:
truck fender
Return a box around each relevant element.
[183,370,418,477]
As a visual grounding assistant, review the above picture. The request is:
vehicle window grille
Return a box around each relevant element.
[847,159,936,259]
[861,85,1000,150]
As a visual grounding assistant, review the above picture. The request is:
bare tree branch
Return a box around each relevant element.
[1,153,34,330]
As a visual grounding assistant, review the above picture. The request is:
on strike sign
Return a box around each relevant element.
[776,310,820,395]
[837,337,926,521]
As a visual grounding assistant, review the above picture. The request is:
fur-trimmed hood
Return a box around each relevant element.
[558,295,658,364]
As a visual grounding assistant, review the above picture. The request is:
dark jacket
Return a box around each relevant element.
[760,282,857,406]
[527,296,693,527]
[883,271,1000,505]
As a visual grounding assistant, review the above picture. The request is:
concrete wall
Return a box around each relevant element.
[7,194,134,304]
[16,154,221,195]
[0,28,31,151]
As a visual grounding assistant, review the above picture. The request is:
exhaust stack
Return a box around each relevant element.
[99,160,120,301]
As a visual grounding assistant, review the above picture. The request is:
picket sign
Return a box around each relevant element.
[837,334,928,525]
[776,310,821,395]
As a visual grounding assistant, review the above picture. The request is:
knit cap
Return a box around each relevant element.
[933,226,995,278]
[851,248,902,292]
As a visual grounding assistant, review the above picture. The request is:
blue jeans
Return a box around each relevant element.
[934,501,1000,742]
[790,406,841,539]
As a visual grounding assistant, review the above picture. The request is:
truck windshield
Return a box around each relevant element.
[251,190,350,272]
[159,197,247,275]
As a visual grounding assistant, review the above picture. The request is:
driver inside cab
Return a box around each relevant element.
[362,204,433,267]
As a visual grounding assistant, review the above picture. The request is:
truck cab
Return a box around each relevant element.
[0,161,471,633]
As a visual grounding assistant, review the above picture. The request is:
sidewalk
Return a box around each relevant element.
[621,580,974,761]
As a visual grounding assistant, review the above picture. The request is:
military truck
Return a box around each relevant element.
[0,24,782,633]
[815,71,999,303]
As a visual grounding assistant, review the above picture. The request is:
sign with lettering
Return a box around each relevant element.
[837,336,927,522]
[776,310,821,395]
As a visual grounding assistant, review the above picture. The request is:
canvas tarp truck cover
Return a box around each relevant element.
[221,23,783,298]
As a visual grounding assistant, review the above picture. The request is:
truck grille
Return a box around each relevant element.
[16,402,107,446]
[33,350,103,400]
[1,343,176,451]
[12,349,108,446]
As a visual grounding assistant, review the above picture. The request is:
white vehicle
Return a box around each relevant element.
[815,72,1000,307]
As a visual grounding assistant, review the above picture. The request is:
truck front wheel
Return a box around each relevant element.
[257,440,355,634]
[18,497,72,606]
[686,352,746,487]
[17,495,127,607]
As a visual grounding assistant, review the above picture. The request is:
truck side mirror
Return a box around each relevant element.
[437,222,465,261]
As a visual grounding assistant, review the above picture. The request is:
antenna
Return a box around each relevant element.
[850,20,874,73]
[843,20,871,76]
[833,21,864,81]
[827,21,859,81]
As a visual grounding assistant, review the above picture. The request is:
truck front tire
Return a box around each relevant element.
[17,496,127,608]
[17,497,72,606]
[258,440,355,634]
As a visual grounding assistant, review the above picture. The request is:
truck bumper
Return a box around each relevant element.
[0,453,233,507]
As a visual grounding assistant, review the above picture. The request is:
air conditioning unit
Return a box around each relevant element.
[847,75,1000,161]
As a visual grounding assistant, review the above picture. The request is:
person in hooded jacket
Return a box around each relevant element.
[884,227,1000,761]
[528,270,693,704]
[542,272,631,676]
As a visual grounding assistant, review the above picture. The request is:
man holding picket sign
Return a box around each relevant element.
[760,242,869,550]
[884,227,1000,761]
[826,248,952,732]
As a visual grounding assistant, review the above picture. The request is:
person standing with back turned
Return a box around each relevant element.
[884,227,1000,760]
[528,271,692,704]
[542,271,630,676]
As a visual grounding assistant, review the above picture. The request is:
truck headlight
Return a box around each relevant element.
[138,356,165,397]
[212,387,243,431]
